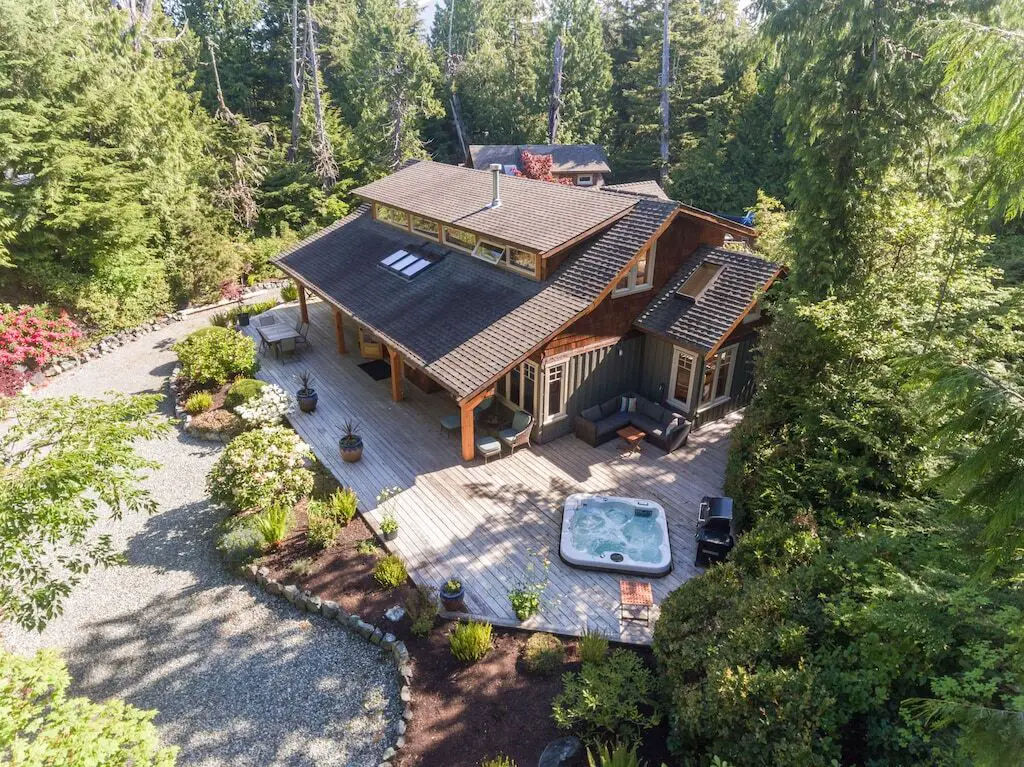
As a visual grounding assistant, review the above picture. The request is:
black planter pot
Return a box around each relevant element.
[237,312,251,327]
[340,436,363,463]
[297,389,318,413]
[440,585,466,612]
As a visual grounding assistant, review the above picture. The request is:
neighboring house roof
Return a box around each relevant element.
[275,199,677,401]
[635,246,782,354]
[467,144,612,175]
[353,160,635,254]
[603,180,670,200]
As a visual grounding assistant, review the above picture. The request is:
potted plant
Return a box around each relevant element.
[296,371,317,413]
[235,299,250,327]
[339,420,363,462]
[439,578,466,612]
[380,512,399,541]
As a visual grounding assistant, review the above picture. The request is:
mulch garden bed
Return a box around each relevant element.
[260,505,673,767]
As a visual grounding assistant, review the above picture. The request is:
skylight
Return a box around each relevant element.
[379,249,438,280]
[677,262,722,300]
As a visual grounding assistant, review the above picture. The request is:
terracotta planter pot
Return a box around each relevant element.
[297,390,317,413]
[340,436,363,463]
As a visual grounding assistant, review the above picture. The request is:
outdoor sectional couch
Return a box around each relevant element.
[574,393,692,453]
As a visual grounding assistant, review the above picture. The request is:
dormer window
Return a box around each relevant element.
[507,248,537,276]
[613,241,657,297]
[411,215,440,240]
[677,262,722,300]
[472,240,505,265]
[443,225,476,252]
[576,175,593,187]
[374,203,409,230]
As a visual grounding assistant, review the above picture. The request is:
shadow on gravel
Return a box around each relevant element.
[149,360,177,379]
[65,496,400,767]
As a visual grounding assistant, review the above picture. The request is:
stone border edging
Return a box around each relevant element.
[169,365,238,444]
[243,564,413,767]
[41,280,290,378]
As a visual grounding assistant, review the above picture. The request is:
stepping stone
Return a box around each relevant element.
[538,737,584,767]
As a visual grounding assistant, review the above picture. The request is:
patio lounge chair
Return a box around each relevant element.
[498,410,533,454]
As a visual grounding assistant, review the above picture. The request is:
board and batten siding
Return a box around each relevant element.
[536,335,644,443]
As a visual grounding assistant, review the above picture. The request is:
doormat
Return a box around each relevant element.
[358,359,392,381]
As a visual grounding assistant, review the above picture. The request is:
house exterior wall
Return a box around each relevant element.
[535,334,644,443]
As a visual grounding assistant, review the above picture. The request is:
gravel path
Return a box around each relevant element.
[2,305,401,767]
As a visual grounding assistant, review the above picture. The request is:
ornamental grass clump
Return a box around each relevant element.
[449,620,493,663]
[206,426,313,513]
[521,632,566,676]
[578,627,609,665]
[235,383,292,426]
[480,756,516,767]
[325,487,358,525]
[587,742,645,767]
[254,504,293,549]
[173,326,257,385]
[184,391,213,414]
[373,554,408,589]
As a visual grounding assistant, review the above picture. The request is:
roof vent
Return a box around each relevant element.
[488,163,502,208]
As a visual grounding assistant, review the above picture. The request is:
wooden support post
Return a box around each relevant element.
[388,347,404,402]
[297,282,308,323]
[333,308,347,354]
[460,400,476,462]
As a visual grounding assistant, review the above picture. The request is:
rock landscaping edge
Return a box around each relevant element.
[244,563,414,767]
[169,366,238,443]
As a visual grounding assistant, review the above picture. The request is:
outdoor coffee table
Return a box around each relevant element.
[617,425,645,454]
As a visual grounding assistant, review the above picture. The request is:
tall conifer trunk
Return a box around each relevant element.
[659,0,670,184]
[548,35,564,144]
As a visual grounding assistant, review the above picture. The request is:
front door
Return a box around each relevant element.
[358,327,383,359]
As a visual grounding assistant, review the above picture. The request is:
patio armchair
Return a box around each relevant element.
[473,395,495,422]
[498,410,533,454]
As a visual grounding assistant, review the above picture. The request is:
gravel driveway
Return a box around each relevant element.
[2,304,401,767]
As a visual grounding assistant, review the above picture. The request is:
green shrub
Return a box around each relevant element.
[173,326,257,385]
[224,378,266,410]
[184,391,214,415]
[210,299,279,327]
[578,627,609,665]
[325,487,358,525]
[508,586,541,621]
[373,554,408,589]
[281,284,299,302]
[480,756,516,767]
[356,538,380,556]
[552,649,661,743]
[216,517,266,568]
[306,502,342,549]
[587,742,645,767]
[290,557,314,577]
[522,632,565,676]
[254,504,293,549]
[449,620,493,663]
[207,426,313,513]
[406,585,439,638]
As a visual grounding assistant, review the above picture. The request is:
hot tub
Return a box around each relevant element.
[560,494,672,577]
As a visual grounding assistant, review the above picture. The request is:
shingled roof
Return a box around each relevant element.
[635,247,782,353]
[468,144,611,174]
[603,180,670,200]
[353,160,634,254]
[274,199,677,401]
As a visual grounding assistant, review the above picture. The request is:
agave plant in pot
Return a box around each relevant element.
[339,419,363,462]
[296,371,317,413]
[439,578,466,612]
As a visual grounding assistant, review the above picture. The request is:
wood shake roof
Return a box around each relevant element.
[274,199,677,401]
[603,180,670,200]
[635,246,782,353]
[352,160,636,253]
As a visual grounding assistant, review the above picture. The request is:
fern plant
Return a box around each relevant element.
[254,504,293,549]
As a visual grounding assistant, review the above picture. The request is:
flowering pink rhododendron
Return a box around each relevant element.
[0,306,82,368]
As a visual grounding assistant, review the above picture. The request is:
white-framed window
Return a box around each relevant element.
[667,347,697,410]
[613,241,657,296]
[507,248,537,276]
[443,225,476,252]
[544,363,566,422]
[497,360,538,415]
[576,174,593,186]
[374,203,409,230]
[410,214,440,240]
[472,239,506,265]
[699,345,737,408]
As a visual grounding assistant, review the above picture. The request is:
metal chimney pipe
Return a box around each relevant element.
[488,163,502,208]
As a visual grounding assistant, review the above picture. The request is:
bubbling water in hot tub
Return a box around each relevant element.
[568,499,666,564]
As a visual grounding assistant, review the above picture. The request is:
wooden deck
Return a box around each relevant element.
[247,300,738,643]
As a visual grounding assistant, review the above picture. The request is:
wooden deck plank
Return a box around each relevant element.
[248,301,738,644]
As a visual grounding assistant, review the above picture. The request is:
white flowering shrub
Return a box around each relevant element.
[207,426,313,513]
[235,383,293,427]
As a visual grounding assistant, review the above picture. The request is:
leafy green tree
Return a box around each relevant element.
[0,394,169,631]
[0,649,177,765]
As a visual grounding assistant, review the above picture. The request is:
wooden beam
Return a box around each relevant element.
[388,346,404,402]
[333,308,347,354]
[297,281,308,323]
[460,399,476,461]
